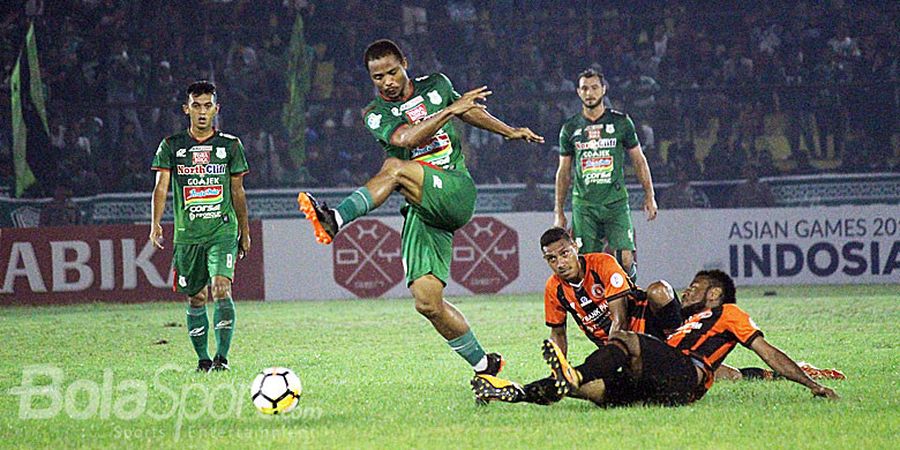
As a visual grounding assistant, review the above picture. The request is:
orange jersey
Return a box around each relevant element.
[667,304,763,388]
[544,253,636,345]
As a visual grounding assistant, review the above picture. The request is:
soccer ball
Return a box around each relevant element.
[250,367,302,415]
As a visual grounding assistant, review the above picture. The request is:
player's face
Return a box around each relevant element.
[681,276,714,316]
[542,239,582,282]
[577,76,605,109]
[368,54,410,101]
[183,93,219,131]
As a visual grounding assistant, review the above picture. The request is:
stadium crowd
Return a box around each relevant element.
[0,1,897,203]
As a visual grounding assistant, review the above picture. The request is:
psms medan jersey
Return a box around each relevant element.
[558,110,639,207]
[151,130,249,244]
[364,73,466,172]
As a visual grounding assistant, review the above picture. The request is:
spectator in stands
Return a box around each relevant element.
[727,164,776,208]
[659,166,710,209]
[512,171,552,212]
[40,186,81,226]
[703,126,744,181]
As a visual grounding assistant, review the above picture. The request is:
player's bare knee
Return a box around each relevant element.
[414,297,443,319]
[647,280,675,308]
[211,277,232,300]
[380,157,405,175]
[188,290,207,307]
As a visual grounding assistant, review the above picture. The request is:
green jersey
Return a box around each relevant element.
[559,109,639,206]
[151,129,249,244]
[363,73,466,173]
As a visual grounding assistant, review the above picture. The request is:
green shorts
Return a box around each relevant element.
[571,198,636,253]
[172,239,238,296]
[402,166,476,285]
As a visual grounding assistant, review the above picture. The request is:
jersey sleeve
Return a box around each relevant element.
[151,139,172,171]
[544,276,567,327]
[558,124,574,156]
[435,73,462,103]
[621,114,640,149]
[230,138,250,175]
[596,253,631,299]
[723,305,764,347]
[365,105,406,147]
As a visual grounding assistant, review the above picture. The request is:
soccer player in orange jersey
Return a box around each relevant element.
[473,270,838,406]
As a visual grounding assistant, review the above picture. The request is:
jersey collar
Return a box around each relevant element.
[379,79,415,103]
[188,127,217,144]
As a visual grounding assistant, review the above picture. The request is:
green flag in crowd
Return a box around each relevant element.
[10,53,36,198]
[26,22,49,135]
[282,13,311,170]
[9,21,48,198]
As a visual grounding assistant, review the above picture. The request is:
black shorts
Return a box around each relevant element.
[632,334,707,406]
[625,290,682,340]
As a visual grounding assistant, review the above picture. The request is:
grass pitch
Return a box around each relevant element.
[1,285,897,449]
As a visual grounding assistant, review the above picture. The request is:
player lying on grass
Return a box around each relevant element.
[473,269,839,406]
[536,227,842,383]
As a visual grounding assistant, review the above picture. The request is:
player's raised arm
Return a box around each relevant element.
[749,336,839,399]
[389,86,491,149]
[150,169,171,249]
[458,87,544,143]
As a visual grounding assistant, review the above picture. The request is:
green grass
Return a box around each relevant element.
[1,285,898,449]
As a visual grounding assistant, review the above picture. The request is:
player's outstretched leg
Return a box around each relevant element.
[297,192,341,244]
[297,158,423,245]
[542,340,580,396]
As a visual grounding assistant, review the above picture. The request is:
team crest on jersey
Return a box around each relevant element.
[586,125,604,140]
[606,124,615,134]
[405,103,428,123]
[591,284,604,298]
[367,113,382,129]
[216,147,226,159]
[427,90,442,105]
[193,151,210,165]
[610,273,625,288]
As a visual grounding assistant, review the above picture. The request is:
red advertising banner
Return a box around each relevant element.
[0,221,264,305]
[332,219,403,298]
[451,217,520,294]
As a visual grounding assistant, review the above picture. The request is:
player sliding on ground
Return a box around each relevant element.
[297,39,543,378]
[473,270,839,406]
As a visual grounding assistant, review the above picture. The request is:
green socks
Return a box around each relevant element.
[335,187,374,227]
[447,330,487,367]
[213,298,235,359]
[187,306,210,361]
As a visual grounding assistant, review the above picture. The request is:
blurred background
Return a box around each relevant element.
[0,0,897,226]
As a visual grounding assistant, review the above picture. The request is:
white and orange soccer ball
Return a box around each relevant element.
[250,367,302,414]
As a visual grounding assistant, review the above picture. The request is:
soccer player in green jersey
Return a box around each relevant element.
[298,39,543,378]
[554,69,657,282]
[150,81,250,372]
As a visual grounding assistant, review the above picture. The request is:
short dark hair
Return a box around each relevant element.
[364,39,405,67]
[540,227,573,249]
[577,68,605,85]
[696,270,737,304]
[186,80,217,102]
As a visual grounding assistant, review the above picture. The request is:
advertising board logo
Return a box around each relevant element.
[451,217,519,294]
[332,219,403,298]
